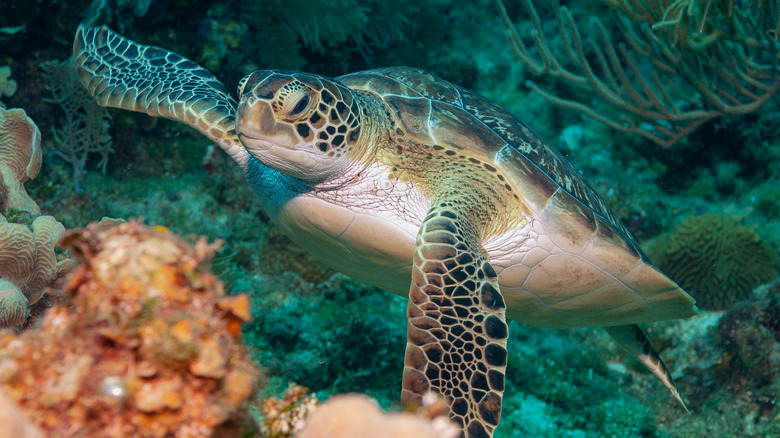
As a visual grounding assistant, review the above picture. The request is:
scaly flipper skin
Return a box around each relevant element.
[72,25,249,170]
[403,202,508,438]
[605,325,690,413]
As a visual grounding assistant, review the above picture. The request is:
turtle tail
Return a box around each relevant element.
[604,324,691,414]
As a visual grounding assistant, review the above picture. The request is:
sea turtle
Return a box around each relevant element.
[73,25,697,437]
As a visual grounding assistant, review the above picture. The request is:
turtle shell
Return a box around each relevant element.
[340,67,696,327]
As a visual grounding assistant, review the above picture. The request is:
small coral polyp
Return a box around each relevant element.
[0,221,260,437]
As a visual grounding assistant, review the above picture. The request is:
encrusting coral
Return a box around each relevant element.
[0,221,261,437]
[0,106,42,216]
[645,213,779,310]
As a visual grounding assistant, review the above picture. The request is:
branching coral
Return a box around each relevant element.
[496,0,780,146]
[0,221,261,436]
[646,213,779,309]
[40,59,113,193]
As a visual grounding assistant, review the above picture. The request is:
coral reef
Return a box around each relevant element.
[0,106,70,331]
[0,67,16,107]
[0,279,27,331]
[715,283,779,406]
[0,215,69,331]
[0,106,42,216]
[40,59,113,193]
[0,221,261,437]
[645,213,779,310]
[655,282,780,437]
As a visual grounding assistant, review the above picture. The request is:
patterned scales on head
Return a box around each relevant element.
[73,25,698,438]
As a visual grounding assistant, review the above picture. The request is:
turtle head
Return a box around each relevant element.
[235,70,362,182]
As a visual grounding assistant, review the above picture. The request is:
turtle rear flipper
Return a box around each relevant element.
[72,25,249,169]
[605,324,690,413]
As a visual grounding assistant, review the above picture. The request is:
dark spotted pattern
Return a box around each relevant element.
[239,71,362,159]
[403,203,508,438]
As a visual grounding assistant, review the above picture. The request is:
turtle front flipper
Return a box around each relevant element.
[403,203,508,438]
[604,324,690,413]
[72,25,249,170]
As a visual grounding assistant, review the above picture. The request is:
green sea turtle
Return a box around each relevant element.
[73,25,697,437]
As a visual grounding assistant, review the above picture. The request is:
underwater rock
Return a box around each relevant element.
[0,221,261,437]
[646,213,779,310]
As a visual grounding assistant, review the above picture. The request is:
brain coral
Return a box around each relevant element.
[0,279,27,332]
[0,214,69,331]
[647,213,779,310]
[0,106,42,216]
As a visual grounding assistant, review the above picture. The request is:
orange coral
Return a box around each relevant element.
[0,221,261,437]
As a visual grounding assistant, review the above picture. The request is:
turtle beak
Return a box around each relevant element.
[236,98,276,140]
[236,97,315,178]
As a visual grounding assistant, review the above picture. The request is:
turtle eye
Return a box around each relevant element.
[288,94,312,118]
